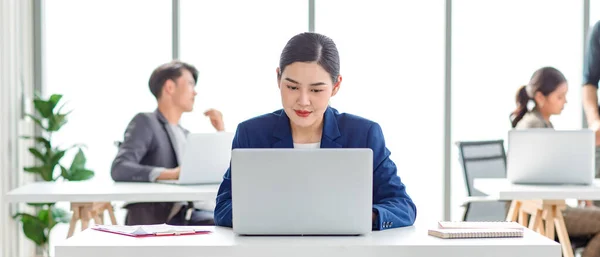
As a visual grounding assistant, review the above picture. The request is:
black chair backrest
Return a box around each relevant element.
[456,140,507,197]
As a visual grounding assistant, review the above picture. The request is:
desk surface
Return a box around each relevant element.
[474,178,600,200]
[5,181,219,203]
[55,226,560,257]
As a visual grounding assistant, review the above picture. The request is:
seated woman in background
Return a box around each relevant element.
[510,66,567,129]
[510,66,600,257]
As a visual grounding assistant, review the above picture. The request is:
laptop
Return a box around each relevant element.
[231,148,373,236]
[157,132,234,185]
[507,129,595,185]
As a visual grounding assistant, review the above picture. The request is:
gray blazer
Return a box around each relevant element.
[514,110,553,129]
[111,109,188,225]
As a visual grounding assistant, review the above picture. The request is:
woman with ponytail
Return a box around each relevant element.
[510,67,600,257]
[510,67,568,129]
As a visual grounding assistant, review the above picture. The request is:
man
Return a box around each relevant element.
[111,60,224,225]
[583,20,600,148]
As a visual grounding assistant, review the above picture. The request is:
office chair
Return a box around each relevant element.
[455,140,510,221]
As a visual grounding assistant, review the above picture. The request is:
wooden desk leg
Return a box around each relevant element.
[80,206,90,230]
[544,206,555,240]
[513,200,572,257]
[92,210,103,225]
[554,209,574,257]
[66,207,80,238]
[518,209,529,227]
[106,204,118,225]
[529,209,545,235]
[506,200,521,222]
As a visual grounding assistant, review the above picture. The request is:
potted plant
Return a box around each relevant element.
[13,94,95,257]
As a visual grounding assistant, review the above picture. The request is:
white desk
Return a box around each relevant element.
[473,178,600,257]
[5,181,219,203]
[5,181,220,237]
[473,178,600,200]
[55,226,560,257]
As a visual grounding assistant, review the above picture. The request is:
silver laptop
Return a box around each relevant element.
[231,148,373,235]
[157,132,233,185]
[507,129,594,185]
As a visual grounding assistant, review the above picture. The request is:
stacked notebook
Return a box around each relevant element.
[428,221,524,239]
[92,224,211,237]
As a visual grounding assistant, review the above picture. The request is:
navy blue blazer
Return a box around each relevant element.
[214,107,417,230]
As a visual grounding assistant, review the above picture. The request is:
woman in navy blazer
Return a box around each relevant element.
[214,32,417,230]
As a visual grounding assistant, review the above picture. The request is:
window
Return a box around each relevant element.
[45,0,172,183]
[452,0,583,219]
[316,0,446,224]
[179,0,308,132]
[44,0,171,253]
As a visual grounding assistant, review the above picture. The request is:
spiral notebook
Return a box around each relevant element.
[428,228,524,239]
[437,221,524,231]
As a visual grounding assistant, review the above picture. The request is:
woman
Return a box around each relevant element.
[214,32,417,230]
[511,66,600,257]
[510,67,568,129]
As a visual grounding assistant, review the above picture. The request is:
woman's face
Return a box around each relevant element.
[277,62,341,129]
[537,82,568,115]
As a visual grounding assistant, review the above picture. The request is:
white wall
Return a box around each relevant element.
[1,0,38,256]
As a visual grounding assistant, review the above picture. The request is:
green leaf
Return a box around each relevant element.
[33,99,53,119]
[60,165,69,178]
[38,207,69,230]
[24,166,53,181]
[14,213,47,246]
[23,166,45,174]
[49,149,66,169]
[28,148,45,163]
[21,136,51,149]
[37,209,51,227]
[25,114,45,129]
[32,94,63,119]
[65,169,94,181]
[48,94,63,111]
[47,113,68,132]
[69,149,86,171]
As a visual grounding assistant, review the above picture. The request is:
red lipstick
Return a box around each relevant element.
[295,110,311,117]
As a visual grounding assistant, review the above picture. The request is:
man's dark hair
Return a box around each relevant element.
[148,60,198,99]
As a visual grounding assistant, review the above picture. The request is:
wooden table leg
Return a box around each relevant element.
[514,200,572,257]
[529,209,545,235]
[544,206,555,240]
[518,209,529,227]
[554,209,574,257]
[66,206,80,238]
[67,202,118,238]
[106,204,118,225]
[506,200,521,222]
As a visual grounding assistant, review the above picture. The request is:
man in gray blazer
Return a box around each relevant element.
[111,60,225,225]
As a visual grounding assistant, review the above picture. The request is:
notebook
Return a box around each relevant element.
[92,224,211,237]
[428,228,524,239]
[438,221,524,231]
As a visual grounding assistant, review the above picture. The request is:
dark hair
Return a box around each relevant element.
[278,32,340,84]
[148,60,198,99]
[510,66,567,128]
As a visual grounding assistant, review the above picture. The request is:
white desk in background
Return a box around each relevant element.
[6,181,219,237]
[55,226,560,257]
[5,181,219,203]
[474,178,600,257]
